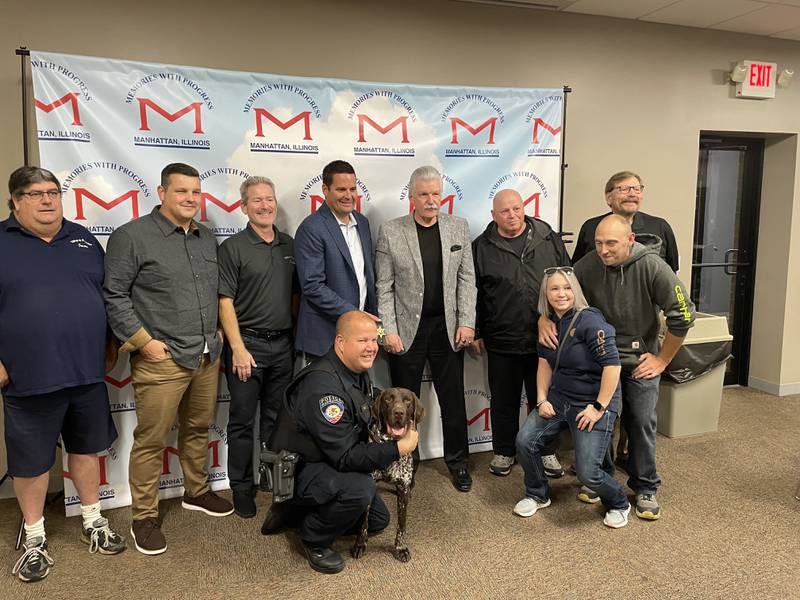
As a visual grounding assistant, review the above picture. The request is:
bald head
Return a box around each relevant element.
[335,311,378,373]
[594,215,635,266]
[492,189,526,238]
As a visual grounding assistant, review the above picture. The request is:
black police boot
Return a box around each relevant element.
[233,488,257,519]
[301,541,345,574]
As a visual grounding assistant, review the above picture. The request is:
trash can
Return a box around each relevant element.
[656,313,733,438]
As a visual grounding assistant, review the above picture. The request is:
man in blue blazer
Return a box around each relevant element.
[295,161,378,359]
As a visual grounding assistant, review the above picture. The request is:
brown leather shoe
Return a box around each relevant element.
[130,518,166,555]
[181,491,234,517]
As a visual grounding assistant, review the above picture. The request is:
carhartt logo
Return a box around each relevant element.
[674,285,692,322]
[596,330,606,356]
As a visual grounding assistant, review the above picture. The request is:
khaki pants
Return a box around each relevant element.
[129,353,220,520]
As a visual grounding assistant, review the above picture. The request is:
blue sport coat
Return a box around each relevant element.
[294,202,376,355]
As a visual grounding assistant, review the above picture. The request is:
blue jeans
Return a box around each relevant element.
[515,397,628,510]
[620,374,661,494]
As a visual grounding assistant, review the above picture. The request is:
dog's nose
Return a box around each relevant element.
[393,410,405,420]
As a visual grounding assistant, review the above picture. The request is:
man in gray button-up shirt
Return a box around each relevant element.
[104,163,232,556]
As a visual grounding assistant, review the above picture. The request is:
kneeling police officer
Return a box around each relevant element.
[263,311,418,574]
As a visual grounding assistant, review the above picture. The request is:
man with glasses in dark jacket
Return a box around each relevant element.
[470,189,571,477]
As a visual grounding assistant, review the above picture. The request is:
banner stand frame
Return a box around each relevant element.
[16,47,31,166]
[559,84,572,239]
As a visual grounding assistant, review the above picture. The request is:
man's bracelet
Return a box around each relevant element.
[536,400,547,408]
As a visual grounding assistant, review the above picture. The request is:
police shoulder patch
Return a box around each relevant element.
[319,395,345,425]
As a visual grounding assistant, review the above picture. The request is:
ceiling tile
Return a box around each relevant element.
[644,0,763,28]
[562,0,677,19]
[714,4,800,34]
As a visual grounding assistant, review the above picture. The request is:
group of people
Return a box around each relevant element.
[0,158,695,580]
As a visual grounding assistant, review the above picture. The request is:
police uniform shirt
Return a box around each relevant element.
[217,223,298,331]
[293,351,399,473]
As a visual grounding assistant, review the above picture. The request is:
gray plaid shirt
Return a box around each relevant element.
[104,206,221,369]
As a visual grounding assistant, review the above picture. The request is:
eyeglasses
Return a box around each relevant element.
[613,185,644,194]
[20,190,62,200]
[544,266,574,275]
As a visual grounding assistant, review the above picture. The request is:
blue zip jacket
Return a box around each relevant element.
[537,307,621,412]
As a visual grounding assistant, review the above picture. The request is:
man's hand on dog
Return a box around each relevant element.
[397,421,419,456]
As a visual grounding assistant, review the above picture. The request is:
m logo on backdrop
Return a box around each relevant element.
[198,167,250,238]
[349,89,417,157]
[466,388,492,447]
[61,162,152,236]
[402,173,464,215]
[299,174,371,215]
[441,94,504,158]
[244,82,321,154]
[31,58,93,143]
[525,94,562,157]
[125,71,214,150]
[64,450,117,506]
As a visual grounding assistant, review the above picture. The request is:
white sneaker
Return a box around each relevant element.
[603,505,631,529]
[513,497,551,518]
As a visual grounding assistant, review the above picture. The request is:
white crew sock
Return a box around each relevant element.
[80,501,102,530]
[25,516,46,543]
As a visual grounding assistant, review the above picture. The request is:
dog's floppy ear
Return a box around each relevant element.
[372,389,388,426]
[412,391,425,424]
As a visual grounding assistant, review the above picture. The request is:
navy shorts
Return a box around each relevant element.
[3,382,118,477]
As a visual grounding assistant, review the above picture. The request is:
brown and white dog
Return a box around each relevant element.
[351,387,425,562]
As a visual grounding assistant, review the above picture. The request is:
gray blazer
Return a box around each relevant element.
[375,213,476,352]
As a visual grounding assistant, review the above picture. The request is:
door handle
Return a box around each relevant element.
[724,249,739,275]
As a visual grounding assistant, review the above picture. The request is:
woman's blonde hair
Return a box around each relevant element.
[537,267,589,317]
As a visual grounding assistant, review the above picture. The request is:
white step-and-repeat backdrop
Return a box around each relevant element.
[30,51,563,515]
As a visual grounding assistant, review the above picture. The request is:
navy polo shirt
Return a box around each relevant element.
[0,214,107,397]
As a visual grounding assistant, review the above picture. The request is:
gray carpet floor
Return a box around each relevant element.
[0,386,798,600]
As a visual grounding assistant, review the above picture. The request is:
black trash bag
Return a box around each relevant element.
[662,340,733,384]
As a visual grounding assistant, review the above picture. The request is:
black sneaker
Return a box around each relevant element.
[12,537,54,582]
[81,517,127,554]
[233,489,257,519]
[301,540,345,574]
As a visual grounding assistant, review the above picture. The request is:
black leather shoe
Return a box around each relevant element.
[233,489,257,519]
[301,541,345,574]
[261,502,288,535]
[450,467,472,492]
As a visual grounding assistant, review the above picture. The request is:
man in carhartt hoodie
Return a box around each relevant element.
[542,214,695,520]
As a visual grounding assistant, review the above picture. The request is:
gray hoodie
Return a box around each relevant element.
[573,234,696,371]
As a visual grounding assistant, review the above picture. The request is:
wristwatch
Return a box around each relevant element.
[591,400,607,412]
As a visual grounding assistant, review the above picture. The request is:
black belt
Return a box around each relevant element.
[241,328,292,340]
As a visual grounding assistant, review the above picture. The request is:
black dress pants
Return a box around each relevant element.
[486,349,559,458]
[224,334,294,492]
[389,314,469,471]
[292,462,389,548]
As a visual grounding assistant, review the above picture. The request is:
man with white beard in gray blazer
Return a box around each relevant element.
[375,165,477,492]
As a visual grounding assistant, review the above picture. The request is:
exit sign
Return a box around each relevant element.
[736,60,777,99]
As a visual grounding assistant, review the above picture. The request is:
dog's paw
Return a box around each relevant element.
[351,542,367,559]
[393,545,411,562]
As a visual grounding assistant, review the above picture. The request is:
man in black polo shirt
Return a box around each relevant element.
[571,171,679,272]
[218,176,298,518]
[1,167,126,583]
